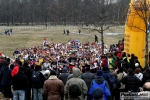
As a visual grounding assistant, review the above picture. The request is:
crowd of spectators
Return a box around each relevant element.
[0,38,149,100]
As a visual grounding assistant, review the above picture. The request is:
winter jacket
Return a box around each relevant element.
[43,75,64,100]
[65,68,88,100]
[11,72,29,90]
[135,73,143,81]
[81,72,95,89]
[0,66,12,85]
[88,77,111,100]
[142,73,150,85]
[121,75,140,92]
[58,68,69,85]
[117,72,127,89]
[23,66,33,85]
[102,71,114,81]
[32,70,45,89]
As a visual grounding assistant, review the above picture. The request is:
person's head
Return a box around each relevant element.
[135,63,139,67]
[35,65,41,71]
[17,60,22,67]
[10,64,14,70]
[72,67,81,78]
[85,67,90,72]
[44,70,50,76]
[23,60,29,67]
[146,68,150,73]
[143,82,150,91]
[135,67,142,74]
[92,88,104,100]
[131,54,135,59]
[18,67,24,73]
[50,70,56,76]
[127,68,134,75]
[118,67,124,73]
[102,67,109,72]
[69,84,81,98]
[97,70,103,77]
[62,67,68,73]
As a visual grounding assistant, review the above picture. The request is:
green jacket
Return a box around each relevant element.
[65,68,88,100]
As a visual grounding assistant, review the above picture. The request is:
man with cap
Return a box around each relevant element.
[43,70,64,100]
[88,70,111,100]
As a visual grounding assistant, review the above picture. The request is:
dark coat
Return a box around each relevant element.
[102,71,114,80]
[23,66,33,85]
[59,71,69,85]
[81,72,95,89]
[121,75,140,92]
[0,66,12,85]
[142,73,150,85]
[11,72,29,90]
[32,71,45,89]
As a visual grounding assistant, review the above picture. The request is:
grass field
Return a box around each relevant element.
[0,25,125,59]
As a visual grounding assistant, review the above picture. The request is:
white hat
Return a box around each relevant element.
[135,63,139,67]
[44,70,50,75]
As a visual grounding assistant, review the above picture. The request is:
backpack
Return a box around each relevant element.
[32,71,41,83]
[107,74,117,90]
[89,80,111,99]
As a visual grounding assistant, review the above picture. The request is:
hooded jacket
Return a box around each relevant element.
[65,68,88,100]
[88,77,111,100]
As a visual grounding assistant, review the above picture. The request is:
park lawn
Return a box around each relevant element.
[0,26,124,59]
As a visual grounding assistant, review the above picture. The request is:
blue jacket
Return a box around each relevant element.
[102,71,114,80]
[0,66,12,85]
[88,77,111,100]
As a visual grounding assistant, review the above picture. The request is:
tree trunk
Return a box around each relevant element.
[145,26,149,67]
[101,26,104,55]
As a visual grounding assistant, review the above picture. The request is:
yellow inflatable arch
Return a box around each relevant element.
[124,0,150,68]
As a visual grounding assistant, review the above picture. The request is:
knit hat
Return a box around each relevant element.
[135,63,139,67]
[92,88,104,100]
[50,70,56,76]
[97,70,103,76]
[44,70,50,75]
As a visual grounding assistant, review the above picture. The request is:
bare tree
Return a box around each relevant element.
[82,0,114,55]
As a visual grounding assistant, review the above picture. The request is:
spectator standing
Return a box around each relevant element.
[65,67,88,100]
[11,67,29,100]
[43,70,64,100]
[32,65,45,100]
[58,67,70,85]
[0,61,12,100]
[121,68,141,92]
[88,70,111,100]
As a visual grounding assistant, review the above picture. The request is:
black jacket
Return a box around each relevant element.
[121,75,140,92]
[32,71,45,89]
[11,72,29,90]
[81,72,95,89]
[23,66,33,85]
[0,66,12,85]
[142,73,150,85]
[59,69,69,85]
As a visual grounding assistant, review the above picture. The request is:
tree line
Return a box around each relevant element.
[0,0,130,26]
